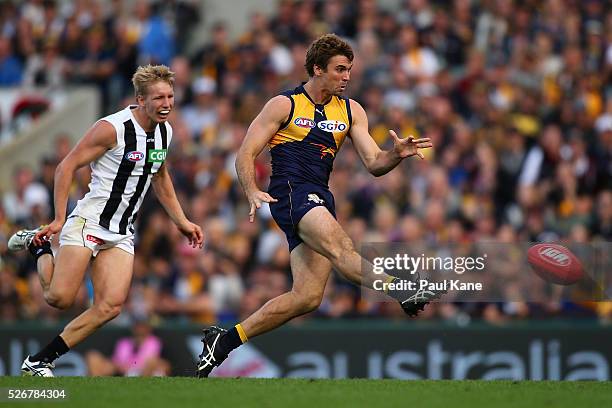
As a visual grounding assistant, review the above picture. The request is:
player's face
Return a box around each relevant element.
[322,55,352,95]
[139,81,174,123]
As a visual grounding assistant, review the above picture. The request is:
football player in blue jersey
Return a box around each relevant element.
[197,34,443,377]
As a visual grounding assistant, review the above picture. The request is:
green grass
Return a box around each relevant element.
[0,377,610,408]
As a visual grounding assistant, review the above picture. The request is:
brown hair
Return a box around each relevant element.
[131,64,175,97]
[304,34,354,77]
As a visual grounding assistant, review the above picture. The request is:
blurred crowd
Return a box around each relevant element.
[0,0,611,327]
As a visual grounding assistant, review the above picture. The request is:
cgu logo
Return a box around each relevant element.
[538,246,570,266]
[294,117,315,128]
[125,151,145,162]
[318,120,347,132]
[148,149,167,163]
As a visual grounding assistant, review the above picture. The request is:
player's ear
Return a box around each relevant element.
[313,64,324,77]
[136,94,145,107]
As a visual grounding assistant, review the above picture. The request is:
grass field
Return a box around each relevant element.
[0,377,610,408]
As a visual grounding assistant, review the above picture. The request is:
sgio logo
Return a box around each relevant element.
[148,149,167,163]
[318,120,347,132]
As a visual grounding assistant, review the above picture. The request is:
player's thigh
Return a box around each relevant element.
[297,206,353,260]
[90,247,134,306]
[48,245,93,300]
[290,243,332,298]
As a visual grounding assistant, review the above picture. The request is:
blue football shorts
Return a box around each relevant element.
[268,179,336,251]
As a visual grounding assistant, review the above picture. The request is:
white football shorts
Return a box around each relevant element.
[59,215,135,256]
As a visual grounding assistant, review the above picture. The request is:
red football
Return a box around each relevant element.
[527,243,584,285]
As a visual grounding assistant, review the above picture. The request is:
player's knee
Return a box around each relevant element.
[327,236,355,263]
[295,291,323,314]
[44,290,74,310]
[95,301,123,321]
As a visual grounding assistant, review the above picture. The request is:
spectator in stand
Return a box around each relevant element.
[2,165,49,225]
[181,76,218,141]
[86,318,170,376]
[22,38,67,89]
[131,0,175,66]
[0,36,22,86]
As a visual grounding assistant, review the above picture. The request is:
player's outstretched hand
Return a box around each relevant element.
[178,220,205,249]
[389,130,433,159]
[33,219,64,246]
[248,190,278,223]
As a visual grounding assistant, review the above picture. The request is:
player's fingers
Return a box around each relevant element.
[417,142,433,148]
[198,234,205,249]
[195,228,205,248]
[188,231,196,248]
[403,134,415,144]
[417,151,425,160]
[388,129,400,142]
[33,229,48,246]
[262,193,278,203]
[249,202,256,223]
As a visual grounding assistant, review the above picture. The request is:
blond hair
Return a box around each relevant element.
[131,64,175,97]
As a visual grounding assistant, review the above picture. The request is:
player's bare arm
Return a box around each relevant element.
[33,120,117,245]
[235,95,292,222]
[152,163,204,248]
[349,99,433,177]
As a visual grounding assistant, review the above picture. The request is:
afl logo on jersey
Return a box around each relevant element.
[294,117,315,128]
[125,151,145,162]
[318,120,347,132]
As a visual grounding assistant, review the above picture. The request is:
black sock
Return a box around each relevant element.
[31,335,70,363]
[217,327,243,355]
[29,240,52,261]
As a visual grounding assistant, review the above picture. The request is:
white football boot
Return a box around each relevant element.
[21,356,55,377]
[8,227,42,252]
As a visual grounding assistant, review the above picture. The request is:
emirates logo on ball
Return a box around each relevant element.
[538,246,570,266]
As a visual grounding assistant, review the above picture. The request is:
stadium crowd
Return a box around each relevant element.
[0,0,611,328]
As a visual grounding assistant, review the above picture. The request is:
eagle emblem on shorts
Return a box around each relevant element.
[307,194,324,204]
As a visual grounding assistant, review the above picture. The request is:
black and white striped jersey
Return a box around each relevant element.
[70,105,173,235]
